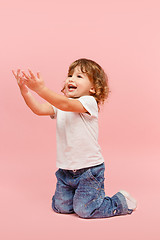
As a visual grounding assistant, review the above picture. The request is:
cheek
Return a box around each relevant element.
[61,82,67,93]
[64,81,68,89]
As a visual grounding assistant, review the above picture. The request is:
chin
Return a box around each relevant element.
[66,93,79,98]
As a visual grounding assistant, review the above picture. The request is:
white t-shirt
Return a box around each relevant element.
[50,95,104,170]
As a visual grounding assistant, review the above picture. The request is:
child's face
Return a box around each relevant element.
[64,66,95,98]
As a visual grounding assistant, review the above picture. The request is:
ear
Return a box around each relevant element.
[89,86,96,94]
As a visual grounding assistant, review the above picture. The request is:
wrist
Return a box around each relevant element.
[36,85,47,96]
[21,88,30,97]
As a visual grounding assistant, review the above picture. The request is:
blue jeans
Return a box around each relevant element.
[52,163,133,218]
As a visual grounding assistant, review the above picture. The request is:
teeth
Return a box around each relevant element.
[68,85,77,89]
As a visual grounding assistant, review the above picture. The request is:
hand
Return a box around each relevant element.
[21,69,45,94]
[12,69,29,94]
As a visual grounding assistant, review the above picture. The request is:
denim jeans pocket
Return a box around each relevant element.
[88,163,105,186]
[55,169,64,179]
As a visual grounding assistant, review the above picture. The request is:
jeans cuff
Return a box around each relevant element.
[112,192,132,215]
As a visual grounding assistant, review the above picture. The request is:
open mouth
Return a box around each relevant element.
[68,84,77,90]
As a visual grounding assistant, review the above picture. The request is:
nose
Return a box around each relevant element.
[68,77,74,82]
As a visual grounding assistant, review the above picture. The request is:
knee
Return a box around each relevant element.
[52,196,61,213]
[73,201,91,218]
[52,195,74,214]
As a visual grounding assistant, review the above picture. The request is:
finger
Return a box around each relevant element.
[22,77,30,85]
[28,69,37,81]
[12,70,17,78]
[18,78,23,85]
[21,77,28,84]
[12,70,21,84]
[19,76,25,82]
[21,75,29,82]
[22,71,30,80]
[28,69,36,79]
[20,78,27,86]
[37,72,40,79]
[18,76,25,84]
[17,69,21,77]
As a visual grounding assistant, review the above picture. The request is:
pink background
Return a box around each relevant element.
[0,0,160,239]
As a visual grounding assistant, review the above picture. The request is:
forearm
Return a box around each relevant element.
[36,86,69,111]
[21,91,43,115]
[20,70,70,110]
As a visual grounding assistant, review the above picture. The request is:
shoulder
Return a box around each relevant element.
[78,95,97,105]
[78,95,98,117]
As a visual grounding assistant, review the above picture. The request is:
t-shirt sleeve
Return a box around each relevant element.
[50,105,57,119]
[78,96,98,118]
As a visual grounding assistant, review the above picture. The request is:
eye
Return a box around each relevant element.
[68,74,82,78]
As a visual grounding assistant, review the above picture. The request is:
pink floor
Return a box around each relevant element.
[1,150,159,240]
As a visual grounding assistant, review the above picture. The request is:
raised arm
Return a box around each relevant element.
[36,86,87,113]
[21,91,54,116]
[12,69,54,116]
[21,69,87,113]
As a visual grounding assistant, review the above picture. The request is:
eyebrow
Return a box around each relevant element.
[69,72,83,75]
[69,70,85,75]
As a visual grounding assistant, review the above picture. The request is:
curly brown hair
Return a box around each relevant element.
[62,58,110,109]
